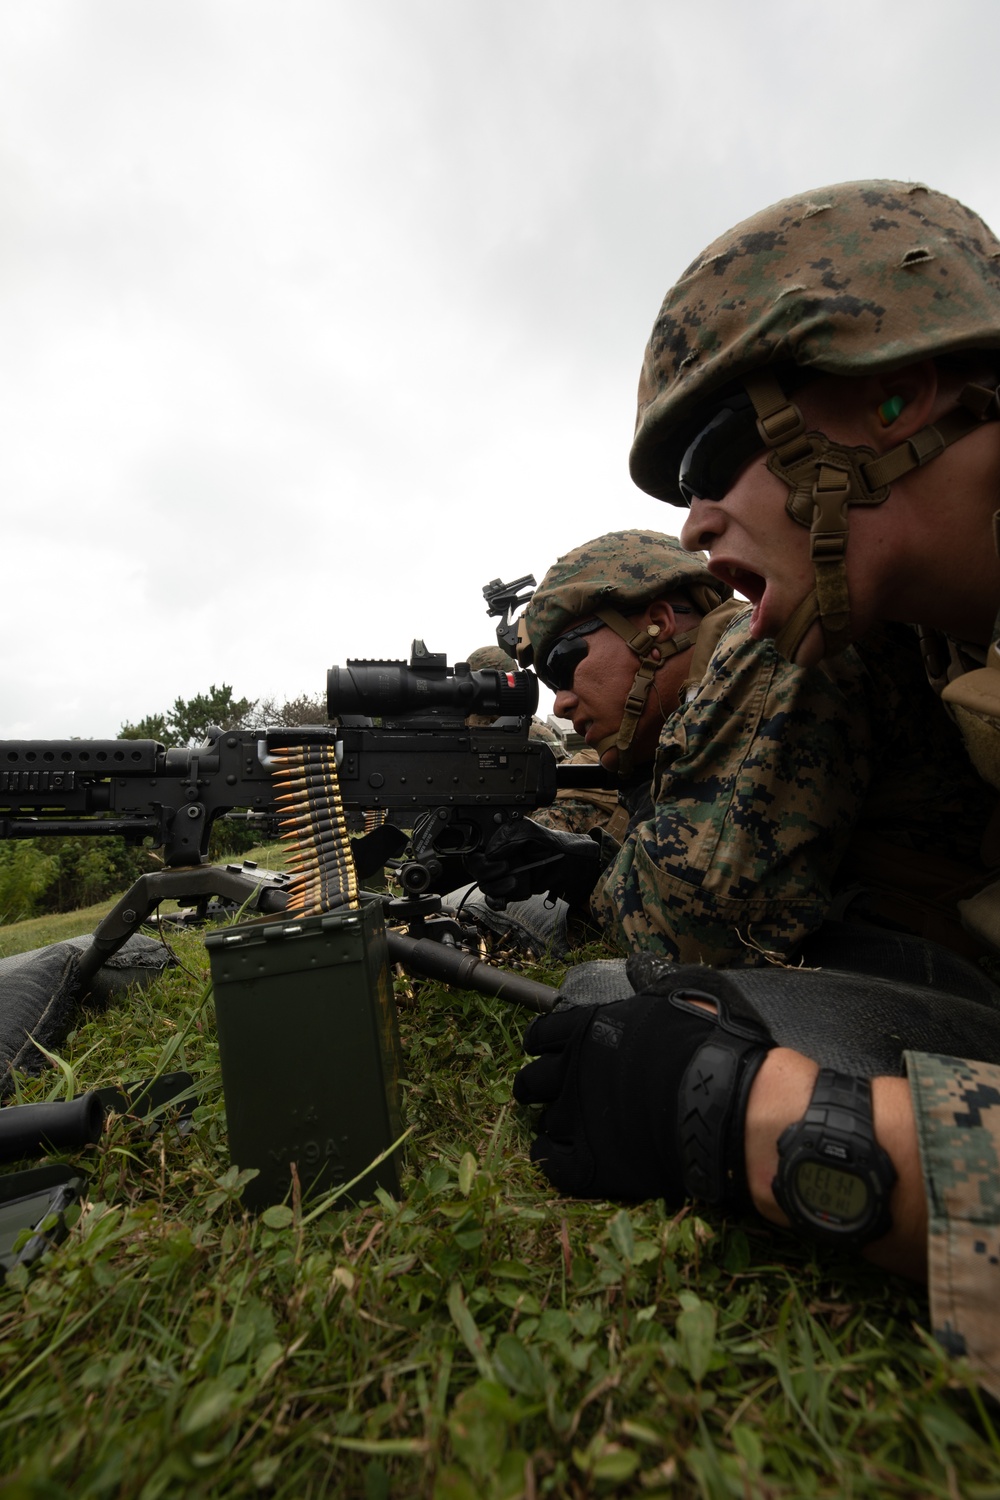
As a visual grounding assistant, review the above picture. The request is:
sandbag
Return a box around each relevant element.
[0,934,174,1095]
[652,962,1000,1077]
[553,923,1000,1077]
[0,943,82,1094]
[795,920,1000,1007]
[61,933,175,1008]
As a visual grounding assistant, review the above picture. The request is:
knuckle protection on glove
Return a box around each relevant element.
[486,821,544,856]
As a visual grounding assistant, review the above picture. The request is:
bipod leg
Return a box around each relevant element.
[76,865,289,990]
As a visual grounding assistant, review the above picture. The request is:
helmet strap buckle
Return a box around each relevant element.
[906,424,946,467]
[747,373,894,660]
[746,372,809,463]
[959,382,1000,421]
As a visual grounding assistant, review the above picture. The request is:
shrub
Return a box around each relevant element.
[0,841,60,922]
[0,837,157,920]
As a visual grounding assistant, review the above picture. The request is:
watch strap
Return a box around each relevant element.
[803,1069,878,1138]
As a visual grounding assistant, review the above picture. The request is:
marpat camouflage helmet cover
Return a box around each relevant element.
[630,180,1000,505]
[466,645,518,674]
[519,529,729,672]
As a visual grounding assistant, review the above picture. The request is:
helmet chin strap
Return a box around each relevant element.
[772,592,825,664]
[743,372,1000,663]
[591,607,699,775]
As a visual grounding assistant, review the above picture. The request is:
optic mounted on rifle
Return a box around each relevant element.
[327,639,537,726]
[483,575,535,656]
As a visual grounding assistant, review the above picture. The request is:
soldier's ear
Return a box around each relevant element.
[645,598,677,641]
[870,360,939,444]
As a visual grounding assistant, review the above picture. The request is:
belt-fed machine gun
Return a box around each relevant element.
[0,640,610,1006]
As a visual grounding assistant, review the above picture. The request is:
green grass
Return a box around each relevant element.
[0,897,122,956]
[0,844,289,958]
[0,904,999,1497]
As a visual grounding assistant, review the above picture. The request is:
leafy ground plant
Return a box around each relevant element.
[0,917,999,1498]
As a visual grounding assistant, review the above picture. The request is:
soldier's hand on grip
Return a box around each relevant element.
[513,974,774,1207]
[467,819,604,908]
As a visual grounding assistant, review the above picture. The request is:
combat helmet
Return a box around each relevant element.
[517,530,731,774]
[465,645,518,674]
[630,180,1000,660]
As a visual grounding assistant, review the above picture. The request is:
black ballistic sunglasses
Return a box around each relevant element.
[537,618,606,692]
[678,390,766,505]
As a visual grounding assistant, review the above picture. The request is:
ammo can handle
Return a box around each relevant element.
[385,931,558,1014]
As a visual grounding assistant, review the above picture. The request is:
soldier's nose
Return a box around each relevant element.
[680,499,723,552]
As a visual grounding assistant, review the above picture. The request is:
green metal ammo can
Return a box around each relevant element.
[205,895,403,1212]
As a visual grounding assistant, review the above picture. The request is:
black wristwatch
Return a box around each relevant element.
[772,1069,897,1249]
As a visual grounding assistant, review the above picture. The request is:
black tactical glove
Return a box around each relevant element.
[513,967,774,1208]
[466,819,604,908]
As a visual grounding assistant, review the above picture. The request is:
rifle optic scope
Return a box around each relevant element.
[327,660,538,720]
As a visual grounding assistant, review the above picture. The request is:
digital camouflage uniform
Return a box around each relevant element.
[591,608,993,966]
[628,180,1000,1397]
[908,1051,1000,1393]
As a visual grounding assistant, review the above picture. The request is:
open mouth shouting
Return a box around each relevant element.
[708,561,765,605]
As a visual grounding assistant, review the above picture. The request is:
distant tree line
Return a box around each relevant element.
[120,683,326,749]
[0,686,326,925]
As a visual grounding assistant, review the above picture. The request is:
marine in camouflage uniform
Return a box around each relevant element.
[514,530,736,843]
[464,646,519,674]
[463,534,735,951]
[622,180,1000,1398]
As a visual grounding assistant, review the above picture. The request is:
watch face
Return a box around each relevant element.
[793,1159,870,1228]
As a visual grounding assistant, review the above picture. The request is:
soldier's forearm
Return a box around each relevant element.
[743,1050,929,1281]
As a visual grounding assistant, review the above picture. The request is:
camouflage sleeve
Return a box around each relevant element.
[906,1050,1000,1401]
[532,798,616,835]
[590,616,880,963]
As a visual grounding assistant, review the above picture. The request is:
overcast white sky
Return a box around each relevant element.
[3,0,1000,737]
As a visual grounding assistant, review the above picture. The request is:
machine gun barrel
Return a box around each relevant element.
[385,929,558,1013]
